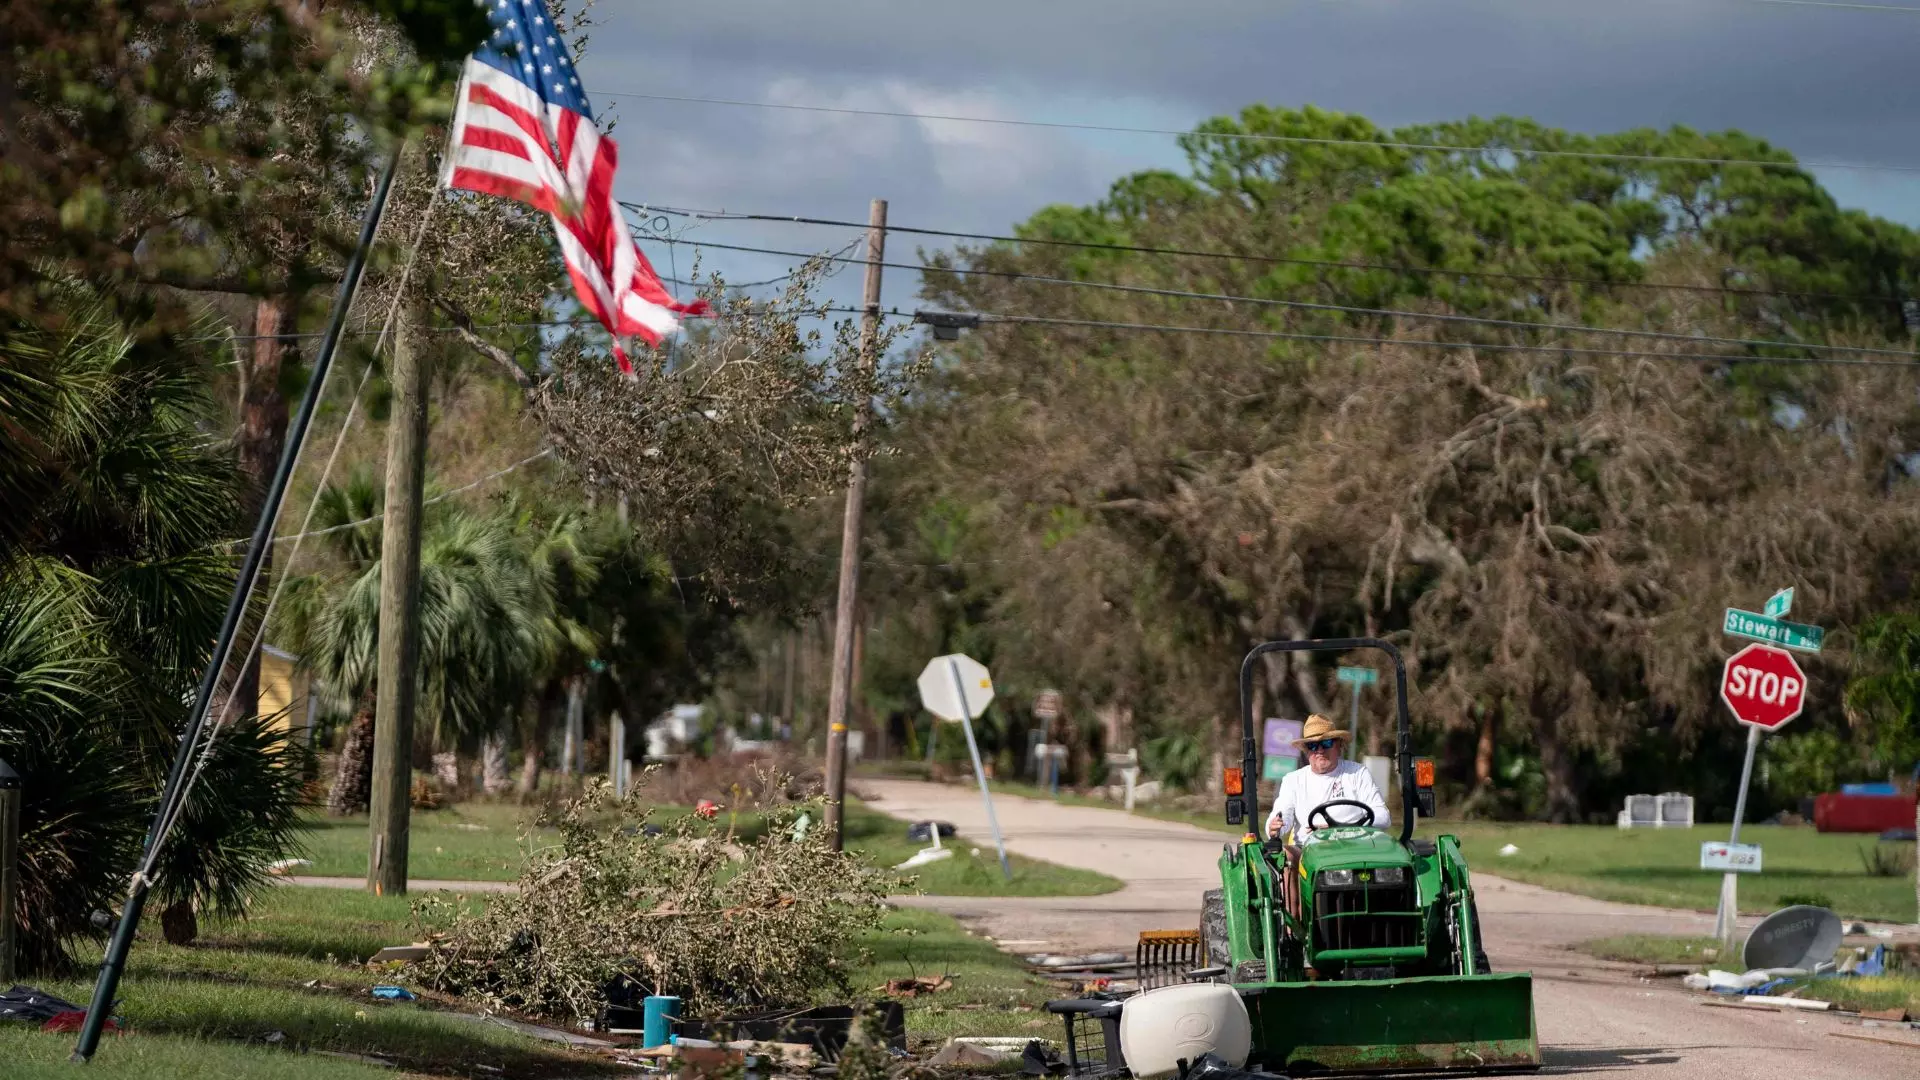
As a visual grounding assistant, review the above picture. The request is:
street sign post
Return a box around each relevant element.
[916,654,1012,880]
[1262,755,1299,783]
[1723,607,1824,653]
[1711,641,1809,945]
[1335,666,1379,687]
[1335,666,1378,750]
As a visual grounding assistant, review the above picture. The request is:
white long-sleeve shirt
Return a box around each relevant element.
[1264,759,1391,839]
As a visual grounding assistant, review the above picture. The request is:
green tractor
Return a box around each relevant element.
[1203,637,1538,1076]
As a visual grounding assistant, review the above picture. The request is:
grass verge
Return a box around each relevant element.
[2,1027,401,1080]
[1578,934,1724,967]
[17,884,1064,1074]
[1439,822,1916,923]
[295,798,1121,897]
[1575,935,1920,1015]
[22,887,609,1080]
[850,907,1066,1044]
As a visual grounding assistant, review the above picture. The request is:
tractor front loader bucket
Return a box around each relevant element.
[1135,929,1204,989]
[1243,972,1539,1076]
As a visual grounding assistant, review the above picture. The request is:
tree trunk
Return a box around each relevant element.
[1474,707,1498,793]
[517,742,541,797]
[481,733,510,796]
[328,708,375,815]
[1534,719,1579,823]
[160,898,197,947]
[227,294,295,721]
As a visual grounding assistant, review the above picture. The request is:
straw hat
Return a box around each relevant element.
[1290,713,1351,748]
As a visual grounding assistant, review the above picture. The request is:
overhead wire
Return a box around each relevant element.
[145,168,440,871]
[635,234,1919,360]
[821,306,1920,369]
[213,449,559,551]
[621,200,1897,305]
[593,90,1920,175]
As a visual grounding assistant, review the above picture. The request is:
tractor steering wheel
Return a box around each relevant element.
[1307,799,1377,831]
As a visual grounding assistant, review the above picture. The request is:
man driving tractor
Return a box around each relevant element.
[1263,714,1391,841]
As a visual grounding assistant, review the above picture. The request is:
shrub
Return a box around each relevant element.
[1859,842,1915,878]
[409,770,897,1025]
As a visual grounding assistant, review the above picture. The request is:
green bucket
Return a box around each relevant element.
[1241,972,1539,1076]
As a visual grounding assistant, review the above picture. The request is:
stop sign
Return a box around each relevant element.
[1719,643,1808,730]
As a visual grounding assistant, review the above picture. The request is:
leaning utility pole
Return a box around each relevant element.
[822,198,887,851]
[368,305,429,897]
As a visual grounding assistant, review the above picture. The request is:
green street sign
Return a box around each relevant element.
[1765,587,1794,618]
[1723,608,1824,653]
[1264,755,1299,782]
[1336,666,1380,687]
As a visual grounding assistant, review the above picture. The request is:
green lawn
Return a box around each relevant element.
[1435,821,1916,923]
[25,887,614,1079]
[295,802,550,883]
[3,1028,400,1080]
[849,907,1066,1044]
[296,798,1122,898]
[18,881,1061,1075]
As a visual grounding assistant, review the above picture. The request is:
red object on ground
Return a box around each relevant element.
[695,799,718,819]
[42,1010,118,1034]
[1813,791,1917,833]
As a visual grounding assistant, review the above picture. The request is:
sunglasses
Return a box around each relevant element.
[1301,739,1341,752]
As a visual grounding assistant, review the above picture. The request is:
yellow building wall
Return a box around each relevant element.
[258,646,311,748]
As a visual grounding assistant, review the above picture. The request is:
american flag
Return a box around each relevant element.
[441,0,708,372]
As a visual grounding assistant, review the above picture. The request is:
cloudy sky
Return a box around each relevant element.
[574,0,1920,316]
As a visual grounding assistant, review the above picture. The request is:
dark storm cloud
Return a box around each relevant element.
[573,0,1920,309]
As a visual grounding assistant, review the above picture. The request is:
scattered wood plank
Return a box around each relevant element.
[1829,1031,1920,1050]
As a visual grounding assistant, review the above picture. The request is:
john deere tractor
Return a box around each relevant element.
[1201,638,1538,1076]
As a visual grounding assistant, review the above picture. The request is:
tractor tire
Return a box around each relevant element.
[1200,889,1232,970]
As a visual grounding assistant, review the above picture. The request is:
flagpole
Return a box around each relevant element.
[70,147,403,1064]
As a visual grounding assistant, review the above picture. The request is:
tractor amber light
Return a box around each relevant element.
[1415,759,1435,789]
[1223,768,1244,795]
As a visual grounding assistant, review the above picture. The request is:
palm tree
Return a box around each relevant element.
[281,474,553,813]
[1,280,309,963]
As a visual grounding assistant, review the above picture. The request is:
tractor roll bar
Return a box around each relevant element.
[1238,637,1415,845]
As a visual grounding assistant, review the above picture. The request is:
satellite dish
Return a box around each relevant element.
[1742,905,1843,971]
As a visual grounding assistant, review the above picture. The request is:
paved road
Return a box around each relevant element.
[862,778,1920,1079]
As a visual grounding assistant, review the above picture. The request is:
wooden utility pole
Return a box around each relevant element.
[368,307,428,897]
[822,198,887,851]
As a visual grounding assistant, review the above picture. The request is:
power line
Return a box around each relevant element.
[595,90,1920,175]
[622,200,1894,305]
[1743,0,1920,10]
[215,449,557,551]
[642,234,1919,360]
[893,307,1920,369]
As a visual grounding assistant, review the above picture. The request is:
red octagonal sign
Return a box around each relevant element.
[1720,643,1807,730]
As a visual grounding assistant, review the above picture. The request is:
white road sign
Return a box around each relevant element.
[1701,841,1763,873]
[918,654,995,722]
